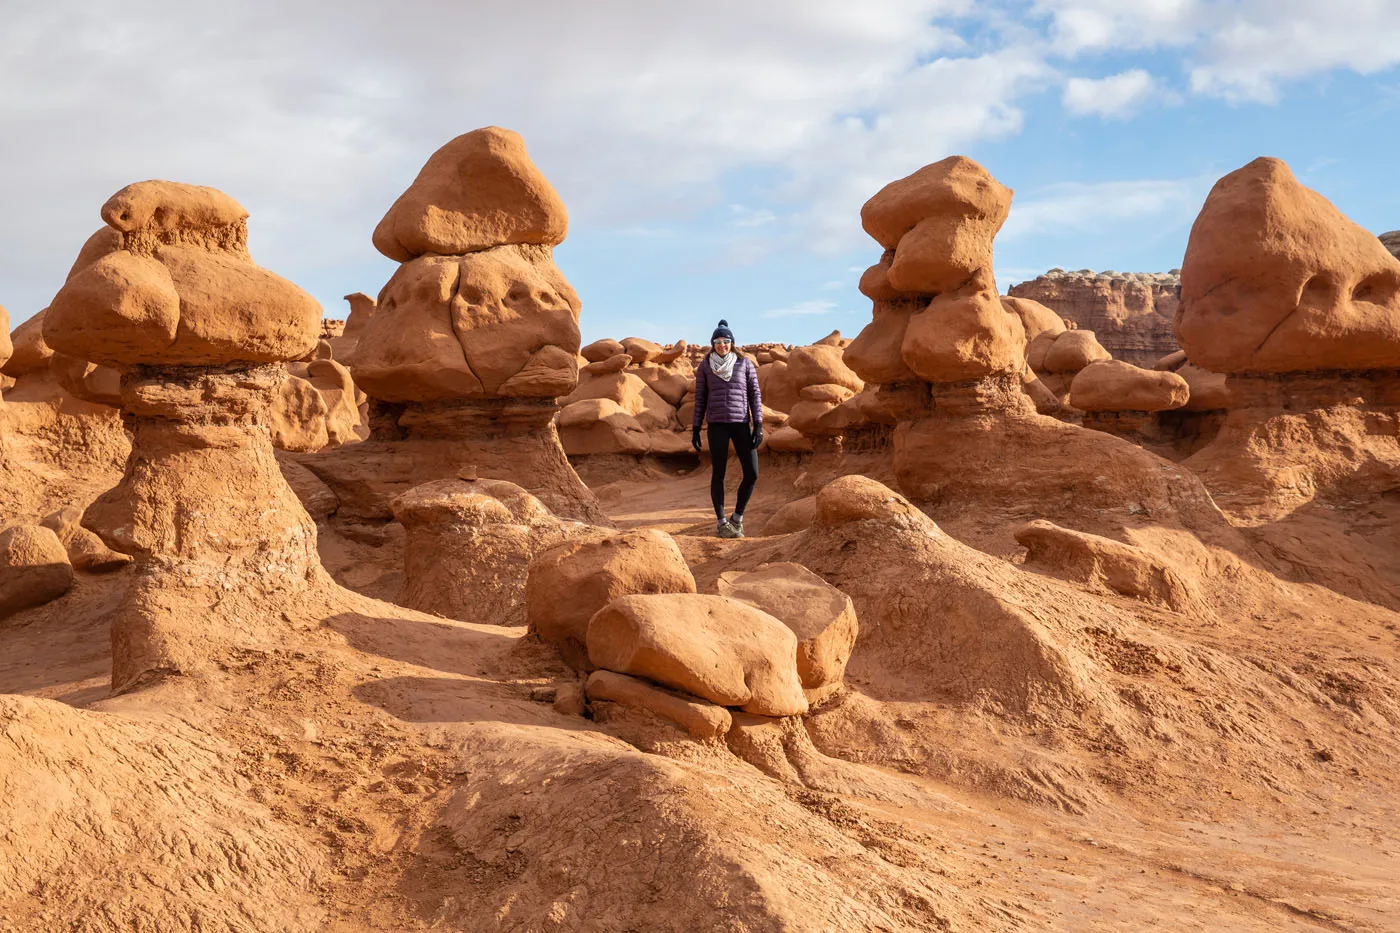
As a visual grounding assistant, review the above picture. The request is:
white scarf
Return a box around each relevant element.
[709,351,738,382]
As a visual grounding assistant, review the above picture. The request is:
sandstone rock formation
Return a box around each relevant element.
[1015,519,1196,610]
[44,180,325,690]
[0,524,73,619]
[391,477,586,626]
[302,128,604,523]
[843,157,1223,539]
[584,669,732,738]
[526,529,696,669]
[1177,158,1400,517]
[1070,360,1189,413]
[586,593,808,717]
[39,505,131,573]
[716,562,857,695]
[1009,269,1181,367]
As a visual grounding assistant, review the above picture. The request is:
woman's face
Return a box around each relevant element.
[712,338,733,354]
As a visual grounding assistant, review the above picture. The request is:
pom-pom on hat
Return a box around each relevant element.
[711,319,735,344]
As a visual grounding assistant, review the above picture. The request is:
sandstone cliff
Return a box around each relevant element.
[1008,268,1181,366]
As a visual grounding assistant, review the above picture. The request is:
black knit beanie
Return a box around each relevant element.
[710,319,734,344]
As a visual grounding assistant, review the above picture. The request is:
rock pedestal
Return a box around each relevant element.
[44,180,324,690]
[306,127,605,524]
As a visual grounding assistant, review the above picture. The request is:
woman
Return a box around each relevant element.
[691,320,763,538]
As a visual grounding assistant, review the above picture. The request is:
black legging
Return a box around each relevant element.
[708,422,759,520]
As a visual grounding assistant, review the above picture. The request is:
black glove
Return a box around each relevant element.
[692,426,703,452]
[751,423,763,448]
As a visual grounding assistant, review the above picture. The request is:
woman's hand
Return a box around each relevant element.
[751,423,763,448]
[692,426,703,451]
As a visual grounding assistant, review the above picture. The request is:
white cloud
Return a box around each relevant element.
[1000,176,1214,240]
[1032,0,1200,54]
[1188,1,1400,103]
[761,299,839,318]
[1062,69,1158,118]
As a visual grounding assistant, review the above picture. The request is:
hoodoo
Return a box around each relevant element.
[44,180,324,690]
[302,127,606,524]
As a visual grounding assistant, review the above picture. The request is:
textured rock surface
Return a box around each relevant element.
[372,126,567,262]
[1009,270,1180,367]
[585,669,733,739]
[587,593,808,717]
[1178,157,1400,373]
[526,529,696,669]
[0,524,73,619]
[46,181,321,368]
[717,562,857,689]
[392,478,586,626]
[1070,360,1189,413]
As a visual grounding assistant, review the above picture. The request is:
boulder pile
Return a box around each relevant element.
[526,529,860,735]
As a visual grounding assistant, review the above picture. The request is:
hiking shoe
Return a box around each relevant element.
[716,519,740,539]
[727,514,745,538]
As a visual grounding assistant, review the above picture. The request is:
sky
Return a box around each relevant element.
[4,0,1400,346]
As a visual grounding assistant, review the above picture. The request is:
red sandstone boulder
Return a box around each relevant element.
[861,156,1012,295]
[586,593,808,717]
[1178,157,1400,373]
[581,338,625,362]
[0,525,74,619]
[372,126,567,262]
[526,529,697,669]
[716,562,857,690]
[1042,329,1112,374]
[1069,360,1189,412]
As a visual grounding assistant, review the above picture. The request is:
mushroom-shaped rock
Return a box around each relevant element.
[1179,157,1400,373]
[861,156,1012,294]
[46,181,321,368]
[716,562,857,690]
[526,529,697,669]
[39,507,131,573]
[586,594,808,717]
[1042,329,1112,374]
[392,478,580,626]
[1069,360,1189,412]
[0,525,74,619]
[39,181,327,689]
[372,126,567,262]
[585,670,732,739]
[1014,519,1195,610]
